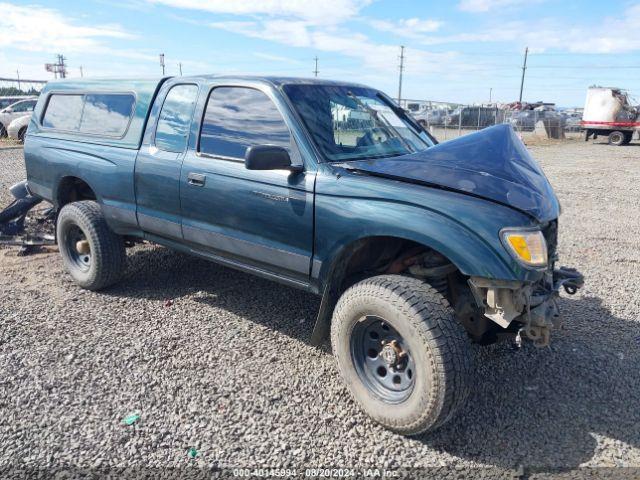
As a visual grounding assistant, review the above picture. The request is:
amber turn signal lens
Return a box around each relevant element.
[502,229,547,267]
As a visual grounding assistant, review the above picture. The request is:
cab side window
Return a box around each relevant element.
[155,84,199,153]
[199,87,290,159]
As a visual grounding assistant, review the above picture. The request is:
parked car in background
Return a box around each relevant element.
[7,114,31,142]
[0,97,37,137]
[414,109,448,127]
[0,96,33,110]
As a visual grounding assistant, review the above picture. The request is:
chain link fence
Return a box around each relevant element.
[0,78,46,97]
[403,100,583,142]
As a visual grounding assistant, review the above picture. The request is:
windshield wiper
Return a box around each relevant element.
[333,152,405,162]
[347,92,415,153]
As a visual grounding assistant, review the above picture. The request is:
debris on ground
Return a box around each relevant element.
[122,413,140,426]
[0,180,55,255]
[187,447,198,459]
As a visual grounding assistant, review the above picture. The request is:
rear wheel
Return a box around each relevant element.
[622,131,633,145]
[608,130,626,146]
[56,201,126,290]
[331,275,473,435]
[0,124,6,138]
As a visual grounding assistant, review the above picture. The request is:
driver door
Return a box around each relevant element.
[179,84,315,284]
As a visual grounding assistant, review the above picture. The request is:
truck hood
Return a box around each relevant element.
[339,124,559,223]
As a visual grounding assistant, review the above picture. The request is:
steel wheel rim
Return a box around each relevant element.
[350,315,416,404]
[64,224,91,272]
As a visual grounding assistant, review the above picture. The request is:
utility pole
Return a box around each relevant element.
[178,62,183,75]
[397,45,405,105]
[313,56,319,77]
[58,54,67,78]
[79,66,84,78]
[16,70,21,91]
[53,54,67,79]
[159,53,165,75]
[489,87,492,103]
[518,46,528,103]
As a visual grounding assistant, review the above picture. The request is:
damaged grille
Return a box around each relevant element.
[542,220,558,264]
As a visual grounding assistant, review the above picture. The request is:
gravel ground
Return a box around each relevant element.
[1,137,639,477]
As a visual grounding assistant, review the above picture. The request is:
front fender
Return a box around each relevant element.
[307,172,544,346]
[312,179,542,293]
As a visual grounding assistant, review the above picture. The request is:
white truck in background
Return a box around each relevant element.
[581,87,639,146]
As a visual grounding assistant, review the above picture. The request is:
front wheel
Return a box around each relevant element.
[56,201,126,290]
[331,275,473,435]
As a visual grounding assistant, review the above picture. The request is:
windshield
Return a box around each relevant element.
[283,84,434,162]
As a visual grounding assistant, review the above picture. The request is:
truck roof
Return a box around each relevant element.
[32,76,375,150]
[43,75,369,89]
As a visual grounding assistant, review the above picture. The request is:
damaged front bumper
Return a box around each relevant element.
[469,267,584,347]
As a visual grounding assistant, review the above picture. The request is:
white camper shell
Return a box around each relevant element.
[581,87,639,146]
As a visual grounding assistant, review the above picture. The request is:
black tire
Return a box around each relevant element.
[608,130,626,146]
[622,131,633,145]
[17,126,27,143]
[56,201,126,290]
[0,124,6,138]
[331,275,472,435]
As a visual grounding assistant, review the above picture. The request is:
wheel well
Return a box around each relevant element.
[335,236,448,292]
[310,236,503,346]
[57,177,97,208]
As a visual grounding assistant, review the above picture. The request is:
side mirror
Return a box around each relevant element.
[4,108,12,113]
[244,145,301,171]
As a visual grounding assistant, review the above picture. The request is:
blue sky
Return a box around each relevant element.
[1,0,639,106]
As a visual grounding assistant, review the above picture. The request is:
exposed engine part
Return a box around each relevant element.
[554,266,584,295]
[468,278,530,328]
[468,267,583,348]
[390,249,456,297]
[522,296,561,348]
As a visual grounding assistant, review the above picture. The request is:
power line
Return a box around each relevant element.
[528,65,640,69]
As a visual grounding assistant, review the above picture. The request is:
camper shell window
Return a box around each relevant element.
[42,92,136,138]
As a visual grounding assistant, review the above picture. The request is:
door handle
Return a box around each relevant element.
[187,172,206,187]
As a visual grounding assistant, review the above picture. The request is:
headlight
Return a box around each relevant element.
[501,228,548,268]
